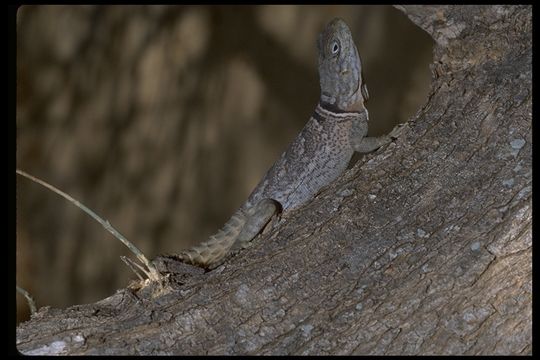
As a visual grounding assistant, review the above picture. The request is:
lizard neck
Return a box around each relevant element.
[315,101,369,123]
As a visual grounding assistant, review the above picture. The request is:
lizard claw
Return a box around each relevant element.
[389,122,406,140]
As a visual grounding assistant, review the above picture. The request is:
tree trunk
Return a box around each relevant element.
[16,5,531,355]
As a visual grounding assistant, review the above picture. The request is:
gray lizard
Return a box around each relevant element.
[175,18,402,269]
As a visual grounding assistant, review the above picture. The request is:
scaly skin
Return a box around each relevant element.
[174,18,402,269]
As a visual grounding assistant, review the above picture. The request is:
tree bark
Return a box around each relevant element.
[16,5,531,355]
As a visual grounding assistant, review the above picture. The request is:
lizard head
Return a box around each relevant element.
[317,18,368,112]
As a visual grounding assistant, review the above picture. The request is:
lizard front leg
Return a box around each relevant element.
[350,116,403,153]
[177,198,279,269]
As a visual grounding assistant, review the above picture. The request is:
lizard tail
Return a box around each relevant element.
[177,210,248,268]
[176,199,279,269]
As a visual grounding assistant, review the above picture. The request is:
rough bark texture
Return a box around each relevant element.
[16,5,531,355]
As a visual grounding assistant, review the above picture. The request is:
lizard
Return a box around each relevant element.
[173,18,402,269]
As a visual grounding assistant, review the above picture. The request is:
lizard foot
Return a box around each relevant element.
[388,122,407,140]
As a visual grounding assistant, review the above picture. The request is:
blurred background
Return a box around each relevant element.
[16,5,433,324]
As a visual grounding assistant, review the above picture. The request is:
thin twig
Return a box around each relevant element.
[120,256,145,281]
[16,169,161,282]
[16,286,37,315]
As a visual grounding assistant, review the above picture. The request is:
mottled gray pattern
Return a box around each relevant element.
[244,105,363,211]
[177,18,396,268]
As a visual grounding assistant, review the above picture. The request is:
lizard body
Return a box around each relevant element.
[176,18,401,268]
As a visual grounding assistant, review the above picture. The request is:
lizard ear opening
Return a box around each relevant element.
[361,83,369,103]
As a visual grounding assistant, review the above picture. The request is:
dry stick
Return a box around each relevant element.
[16,169,161,282]
[16,286,37,315]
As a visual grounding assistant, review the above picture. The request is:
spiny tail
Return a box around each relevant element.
[177,209,248,269]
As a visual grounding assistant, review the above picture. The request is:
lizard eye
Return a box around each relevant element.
[331,41,340,55]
